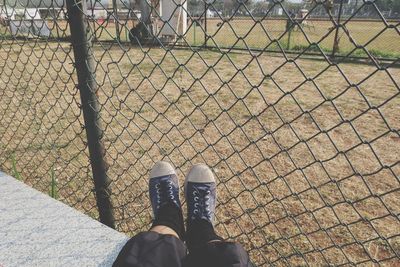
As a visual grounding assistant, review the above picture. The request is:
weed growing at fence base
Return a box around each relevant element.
[10,153,21,180]
[0,40,399,265]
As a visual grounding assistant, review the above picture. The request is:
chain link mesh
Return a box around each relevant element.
[1,0,399,265]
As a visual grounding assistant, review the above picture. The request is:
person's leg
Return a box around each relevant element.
[113,161,187,267]
[185,220,253,267]
[184,164,253,267]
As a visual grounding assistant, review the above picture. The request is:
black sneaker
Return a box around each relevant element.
[149,161,181,218]
[184,164,216,224]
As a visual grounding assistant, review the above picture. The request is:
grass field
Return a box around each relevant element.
[194,18,400,57]
[0,37,399,265]
[79,18,400,58]
[5,16,396,59]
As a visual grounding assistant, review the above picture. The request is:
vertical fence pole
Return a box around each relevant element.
[112,0,121,42]
[66,0,115,229]
[204,1,208,48]
[332,0,344,59]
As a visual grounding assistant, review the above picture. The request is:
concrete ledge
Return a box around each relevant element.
[0,172,129,267]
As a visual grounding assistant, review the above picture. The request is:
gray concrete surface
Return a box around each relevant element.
[0,171,129,267]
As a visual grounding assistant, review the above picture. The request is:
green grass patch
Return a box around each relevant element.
[350,48,400,59]
[291,44,332,54]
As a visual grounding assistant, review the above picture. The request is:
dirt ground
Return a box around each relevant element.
[0,40,399,266]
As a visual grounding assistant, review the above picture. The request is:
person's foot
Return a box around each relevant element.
[184,164,217,224]
[149,161,181,218]
[185,164,221,250]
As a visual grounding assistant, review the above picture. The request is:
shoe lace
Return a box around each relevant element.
[155,179,176,210]
[192,187,212,220]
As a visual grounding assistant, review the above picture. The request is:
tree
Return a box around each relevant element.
[252,1,270,17]
[223,0,235,16]
[375,0,400,17]
[222,0,254,16]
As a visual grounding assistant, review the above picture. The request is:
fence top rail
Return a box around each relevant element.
[191,16,400,23]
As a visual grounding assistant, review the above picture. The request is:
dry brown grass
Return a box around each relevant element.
[0,40,399,266]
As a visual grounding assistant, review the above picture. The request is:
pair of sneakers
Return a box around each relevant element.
[149,161,217,238]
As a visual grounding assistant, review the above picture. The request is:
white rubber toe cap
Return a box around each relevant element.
[150,161,176,179]
[185,164,215,183]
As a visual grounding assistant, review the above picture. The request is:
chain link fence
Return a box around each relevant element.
[0,0,399,265]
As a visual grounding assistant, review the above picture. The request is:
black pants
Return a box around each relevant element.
[113,231,253,267]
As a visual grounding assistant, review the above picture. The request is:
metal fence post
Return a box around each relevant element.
[66,0,115,229]
[112,0,121,42]
[332,0,344,59]
[204,1,208,48]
